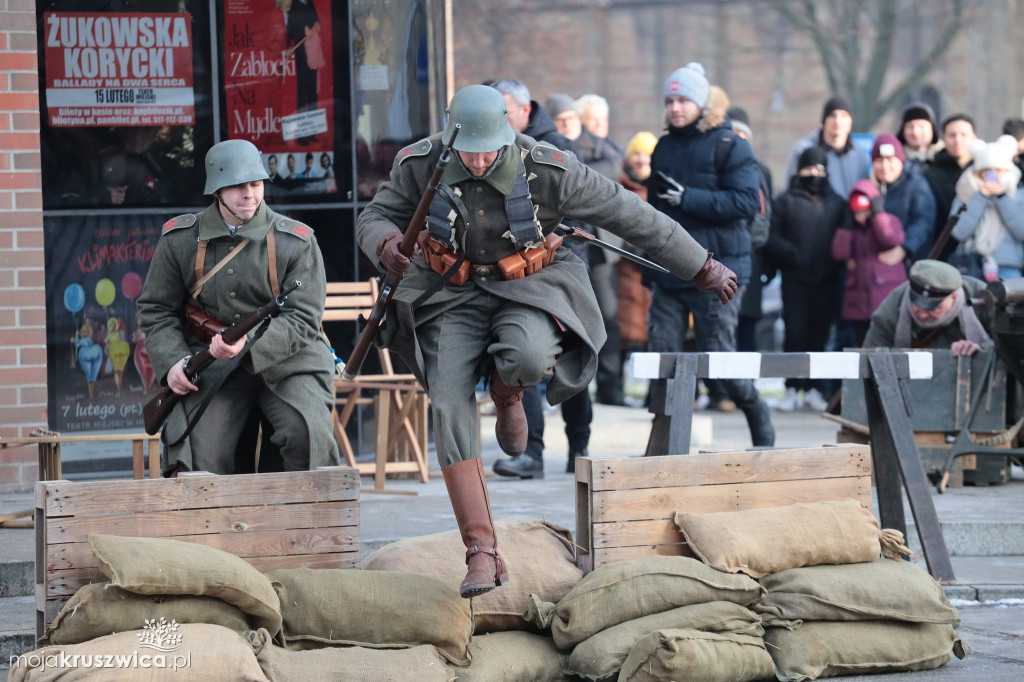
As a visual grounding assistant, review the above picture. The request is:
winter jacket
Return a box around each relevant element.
[924,149,971,238]
[766,175,846,285]
[647,119,760,289]
[832,179,907,321]
[785,130,870,198]
[524,101,578,155]
[879,164,937,262]
[950,169,1024,271]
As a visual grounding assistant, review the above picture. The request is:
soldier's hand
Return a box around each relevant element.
[693,253,738,304]
[167,356,199,395]
[210,333,247,360]
[950,339,982,356]
[377,232,414,275]
[656,171,685,207]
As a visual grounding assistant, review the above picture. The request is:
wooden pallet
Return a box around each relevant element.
[574,445,872,573]
[34,466,360,637]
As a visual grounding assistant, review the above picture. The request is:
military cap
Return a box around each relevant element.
[909,260,962,309]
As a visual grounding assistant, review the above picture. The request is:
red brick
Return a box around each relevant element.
[0,53,36,72]
[0,288,45,307]
[16,269,44,288]
[0,34,7,51]
[0,248,42,268]
[0,114,9,132]
[11,0,38,12]
[0,94,40,113]
[0,130,40,148]
[0,308,15,326]
[19,346,47,366]
[0,446,38,465]
[17,307,46,327]
[0,367,47,386]
[13,151,40,170]
[11,73,37,93]
[0,465,25,485]
[2,13,38,31]
[14,190,42,210]
[0,153,10,170]
[1,406,48,425]
[0,192,13,211]
[10,33,37,52]
[0,230,12,249]
[20,385,47,404]
[14,228,44,248]
[12,112,39,130]
[0,171,42,190]
[0,211,42,229]
[0,386,17,405]
[0,271,13,288]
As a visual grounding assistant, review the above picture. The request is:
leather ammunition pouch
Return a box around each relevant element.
[419,231,562,283]
[184,302,229,344]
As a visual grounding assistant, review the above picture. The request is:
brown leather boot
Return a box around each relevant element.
[489,372,528,456]
[442,458,509,598]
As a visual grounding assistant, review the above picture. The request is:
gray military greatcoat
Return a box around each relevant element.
[138,203,339,474]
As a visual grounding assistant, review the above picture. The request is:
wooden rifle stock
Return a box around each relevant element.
[142,280,302,435]
[927,203,968,261]
[342,125,461,380]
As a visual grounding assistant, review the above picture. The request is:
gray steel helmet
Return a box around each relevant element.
[204,139,270,194]
[442,85,516,153]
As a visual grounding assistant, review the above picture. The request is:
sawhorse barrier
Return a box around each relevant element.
[631,351,955,583]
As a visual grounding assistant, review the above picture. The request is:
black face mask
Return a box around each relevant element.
[798,175,828,195]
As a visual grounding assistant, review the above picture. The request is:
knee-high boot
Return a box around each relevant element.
[442,458,510,598]
[489,372,528,456]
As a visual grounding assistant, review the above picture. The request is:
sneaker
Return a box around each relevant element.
[777,387,801,412]
[803,388,829,412]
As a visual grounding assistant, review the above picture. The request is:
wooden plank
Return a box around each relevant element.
[587,446,870,491]
[46,567,107,599]
[592,519,682,548]
[591,476,871,523]
[593,543,693,567]
[43,469,359,517]
[246,552,360,572]
[46,501,359,544]
[47,527,361,572]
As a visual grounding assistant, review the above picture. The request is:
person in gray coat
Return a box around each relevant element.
[356,85,736,599]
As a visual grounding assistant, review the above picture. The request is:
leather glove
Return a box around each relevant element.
[693,252,738,304]
[376,232,412,275]
[656,171,685,207]
[870,194,886,215]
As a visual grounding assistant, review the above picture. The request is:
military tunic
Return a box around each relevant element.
[138,203,339,474]
[356,132,709,464]
[863,276,993,350]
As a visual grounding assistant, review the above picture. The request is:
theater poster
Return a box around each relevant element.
[44,216,164,432]
[223,0,337,197]
[43,12,195,128]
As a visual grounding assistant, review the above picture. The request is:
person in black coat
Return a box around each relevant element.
[764,146,845,411]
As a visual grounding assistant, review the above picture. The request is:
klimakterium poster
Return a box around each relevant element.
[223,0,337,196]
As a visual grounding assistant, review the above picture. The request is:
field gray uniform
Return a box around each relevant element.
[357,132,708,466]
[138,203,339,474]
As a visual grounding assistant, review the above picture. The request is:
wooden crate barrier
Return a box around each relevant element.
[575,445,872,573]
[34,466,360,637]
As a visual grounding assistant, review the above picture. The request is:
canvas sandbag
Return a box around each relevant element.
[361,518,581,632]
[674,499,889,578]
[265,567,472,666]
[618,629,775,682]
[42,583,252,645]
[567,601,764,681]
[88,534,282,637]
[249,628,455,682]
[9,623,267,682]
[765,620,969,681]
[755,558,961,628]
[524,555,763,650]
[448,631,566,682]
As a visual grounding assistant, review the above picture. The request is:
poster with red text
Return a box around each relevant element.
[43,12,195,128]
[224,0,337,195]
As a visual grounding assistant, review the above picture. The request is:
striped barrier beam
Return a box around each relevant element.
[630,351,933,380]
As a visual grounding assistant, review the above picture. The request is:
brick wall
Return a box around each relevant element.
[0,0,46,491]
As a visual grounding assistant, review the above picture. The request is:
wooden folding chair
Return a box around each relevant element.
[324,280,430,493]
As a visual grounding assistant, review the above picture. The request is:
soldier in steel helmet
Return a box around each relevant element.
[356,84,736,599]
[138,139,339,476]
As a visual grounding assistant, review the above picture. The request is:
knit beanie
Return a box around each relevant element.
[821,95,853,123]
[970,135,1019,171]
[871,133,905,162]
[663,63,709,109]
[898,101,939,145]
[798,145,828,171]
[625,131,658,158]
[727,106,753,140]
[544,93,576,119]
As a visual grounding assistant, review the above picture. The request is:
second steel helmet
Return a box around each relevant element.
[442,85,516,153]
[204,139,271,194]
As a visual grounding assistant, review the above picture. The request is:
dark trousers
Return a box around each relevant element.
[522,383,592,461]
[589,262,623,403]
[781,278,837,392]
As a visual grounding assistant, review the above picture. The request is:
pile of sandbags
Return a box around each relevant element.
[675,499,970,680]
[526,555,774,682]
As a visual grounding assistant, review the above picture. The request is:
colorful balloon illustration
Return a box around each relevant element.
[64,284,85,314]
[95,278,116,307]
[76,323,103,398]
[122,272,143,300]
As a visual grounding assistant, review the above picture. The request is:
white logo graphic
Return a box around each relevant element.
[136,618,184,652]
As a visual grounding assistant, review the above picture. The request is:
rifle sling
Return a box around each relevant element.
[163,316,272,448]
[411,253,468,308]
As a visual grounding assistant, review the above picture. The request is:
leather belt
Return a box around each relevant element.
[471,263,503,280]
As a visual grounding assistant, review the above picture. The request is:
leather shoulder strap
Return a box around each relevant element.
[190,239,250,299]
